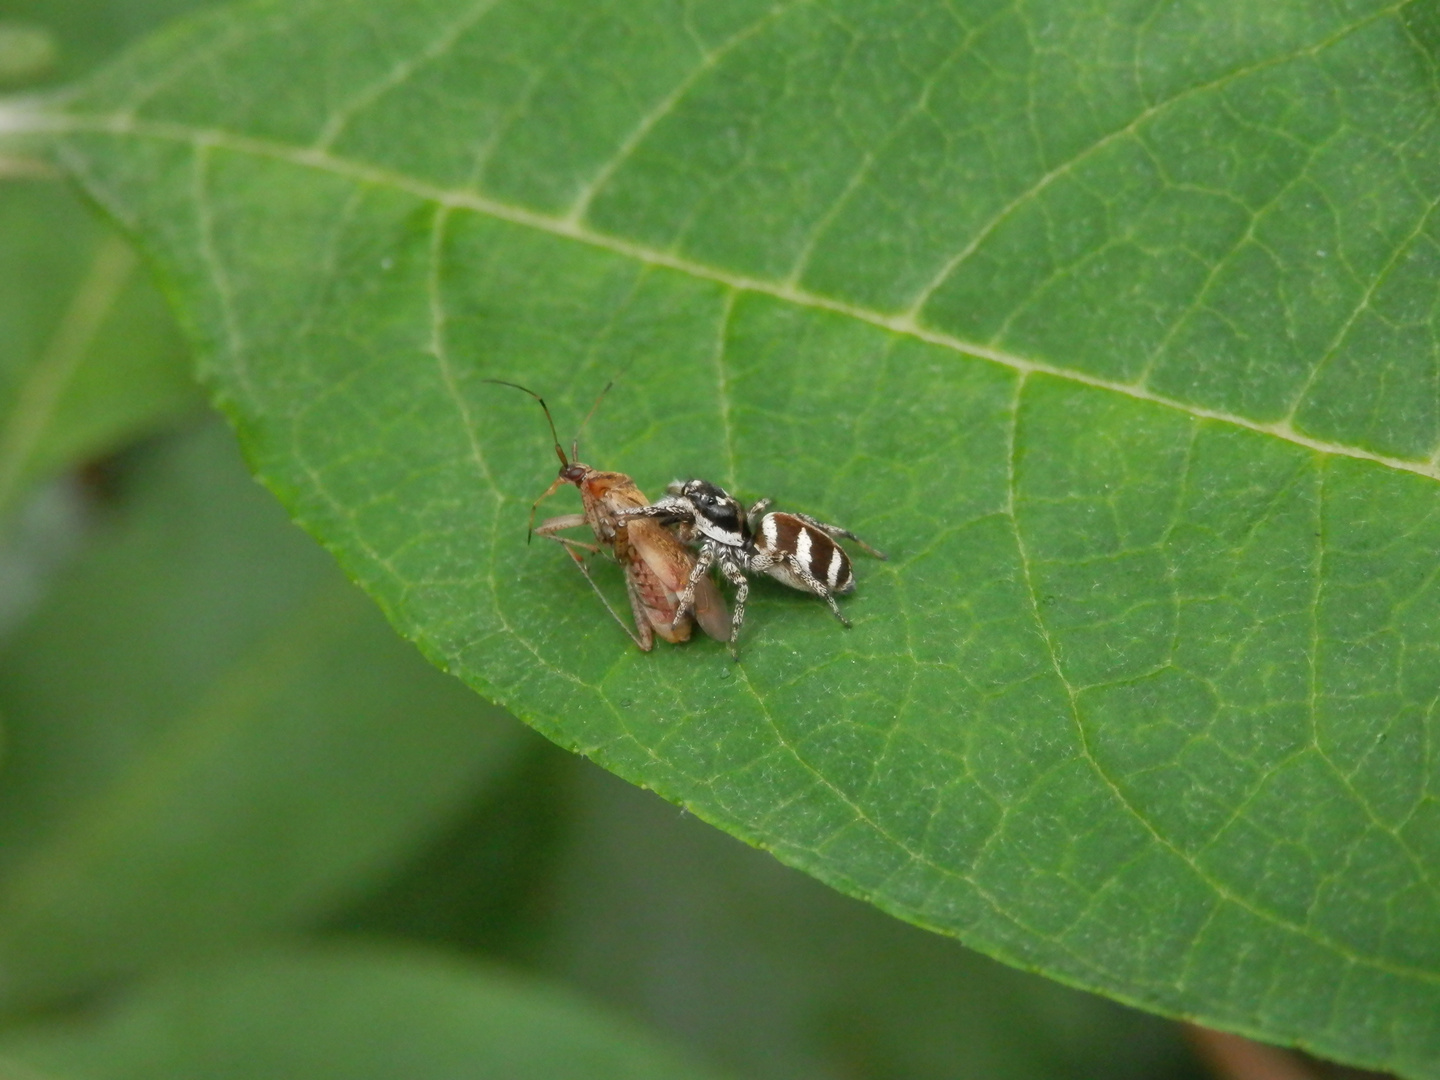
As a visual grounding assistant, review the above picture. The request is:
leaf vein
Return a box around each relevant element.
[313,0,505,151]
[563,1,792,226]
[1282,181,1440,433]
[900,0,1409,320]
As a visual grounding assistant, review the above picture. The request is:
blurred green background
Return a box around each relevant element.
[0,0,1234,1076]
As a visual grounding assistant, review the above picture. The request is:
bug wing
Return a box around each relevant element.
[625,519,695,644]
[629,519,731,643]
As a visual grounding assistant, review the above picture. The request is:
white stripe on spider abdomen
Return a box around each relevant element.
[754,513,854,594]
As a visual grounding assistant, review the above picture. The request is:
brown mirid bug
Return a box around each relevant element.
[486,380,730,650]
[620,478,886,655]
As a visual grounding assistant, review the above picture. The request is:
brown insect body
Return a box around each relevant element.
[491,381,729,650]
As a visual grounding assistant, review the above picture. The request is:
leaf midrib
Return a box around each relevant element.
[22,107,1440,486]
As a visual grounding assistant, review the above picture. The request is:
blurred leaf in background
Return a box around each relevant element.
[1,0,218,89]
[0,184,194,524]
[0,419,525,1007]
[0,0,210,520]
[0,0,205,631]
[0,945,729,1080]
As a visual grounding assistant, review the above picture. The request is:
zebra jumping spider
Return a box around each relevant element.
[621,479,886,655]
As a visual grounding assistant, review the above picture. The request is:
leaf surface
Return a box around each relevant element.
[16,0,1440,1071]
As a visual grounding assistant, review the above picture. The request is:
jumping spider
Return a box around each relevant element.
[621,479,886,655]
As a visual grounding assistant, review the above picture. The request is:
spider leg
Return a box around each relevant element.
[715,556,750,659]
[615,497,693,526]
[670,542,716,631]
[787,511,887,560]
[784,552,852,628]
[745,498,773,530]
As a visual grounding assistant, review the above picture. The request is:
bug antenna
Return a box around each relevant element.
[483,378,567,467]
[572,381,614,460]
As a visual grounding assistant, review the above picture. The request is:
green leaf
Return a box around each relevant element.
[0,945,727,1080]
[0,421,524,1006]
[15,0,1440,1072]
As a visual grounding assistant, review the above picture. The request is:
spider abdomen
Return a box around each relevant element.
[756,513,854,595]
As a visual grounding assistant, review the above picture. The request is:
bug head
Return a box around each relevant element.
[674,479,747,546]
[484,378,614,539]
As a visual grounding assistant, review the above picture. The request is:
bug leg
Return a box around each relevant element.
[716,557,750,659]
[527,477,574,542]
[534,514,601,553]
[787,512,887,560]
[546,535,606,562]
[535,521,612,567]
[566,549,650,649]
[534,516,645,648]
[534,512,590,534]
[670,543,715,631]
